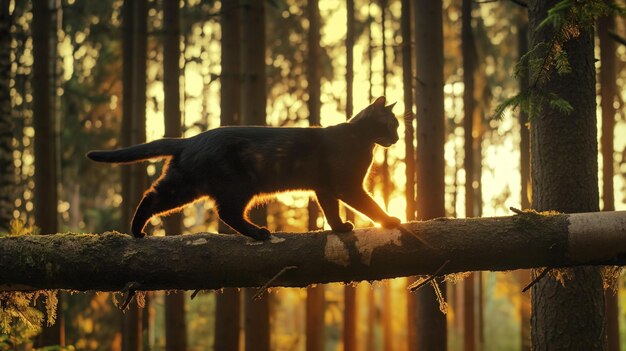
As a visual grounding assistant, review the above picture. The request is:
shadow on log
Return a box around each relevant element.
[1,211,625,291]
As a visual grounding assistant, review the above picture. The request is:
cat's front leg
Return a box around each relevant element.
[316,191,353,232]
[340,188,400,229]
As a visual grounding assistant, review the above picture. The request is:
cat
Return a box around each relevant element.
[87,96,401,240]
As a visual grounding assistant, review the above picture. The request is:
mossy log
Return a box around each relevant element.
[1,211,625,292]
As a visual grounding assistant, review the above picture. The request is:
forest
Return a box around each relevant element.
[2,0,626,350]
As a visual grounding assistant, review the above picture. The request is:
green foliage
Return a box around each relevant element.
[493,93,526,121]
[493,89,572,121]
[0,292,43,349]
[0,290,61,350]
[0,218,40,237]
[495,0,624,120]
[0,221,59,349]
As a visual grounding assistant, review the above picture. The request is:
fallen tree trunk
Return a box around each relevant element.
[1,211,625,292]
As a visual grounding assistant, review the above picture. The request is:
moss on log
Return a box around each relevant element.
[0,211,625,291]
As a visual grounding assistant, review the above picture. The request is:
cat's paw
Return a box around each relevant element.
[331,221,354,233]
[381,216,401,229]
[131,228,146,238]
[245,227,271,241]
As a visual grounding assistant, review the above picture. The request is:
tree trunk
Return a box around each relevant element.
[517,12,532,351]
[120,2,139,348]
[599,6,620,351]
[32,0,63,347]
[215,1,243,350]
[220,0,241,128]
[0,0,13,232]
[529,2,605,350]
[462,1,477,350]
[344,2,357,349]
[306,284,325,351]
[215,288,241,351]
[121,0,148,349]
[400,1,416,349]
[413,0,447,350]
[401,0,415,223]
[343,283,357,351]
[244,290,270,351]
[162,1,187,350]
[240,1,270,350]
[241,0,266,127]
[306,2,325,348]
[32,0,57,265]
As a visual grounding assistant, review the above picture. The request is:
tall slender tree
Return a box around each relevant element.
[401,0,415,224]
[215,1,242,350]
[241,1,270,350]
[412,1,447,350]
[163,0,188,350]
[0,0,13,232]
[462,1,477,350]
[378,2,393,350]
[529,1,604,350]
[32,0,63,346]
[401,0,417,350]
[343,2,357,350]
[306,0,325,350]
[121,0,148,349]
[517,12,532,351]
[598,6,619,351]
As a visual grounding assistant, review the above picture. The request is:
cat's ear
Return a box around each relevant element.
[372,96,386,108]
[385,102,397,111]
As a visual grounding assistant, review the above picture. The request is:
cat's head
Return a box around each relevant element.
[349,96,399,147]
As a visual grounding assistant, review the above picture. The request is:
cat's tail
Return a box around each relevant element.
[86,138,183,164]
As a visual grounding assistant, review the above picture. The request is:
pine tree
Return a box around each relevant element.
[0,0,13,232]
[412,1,447,350]
[215,1,243,350]
[528,1,604,350]
[163,0,188,349]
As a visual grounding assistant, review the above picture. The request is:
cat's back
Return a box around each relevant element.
[179,126,324,164]
[193,125,322,148]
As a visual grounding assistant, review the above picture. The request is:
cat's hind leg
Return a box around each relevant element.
[131,178,199,238]
[215,198,270,241]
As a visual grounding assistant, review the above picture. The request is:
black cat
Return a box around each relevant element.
[87,96,401,240]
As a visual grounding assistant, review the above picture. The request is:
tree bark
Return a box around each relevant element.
[344,2,357,349]
[462,1,477,350]
[216,1,243,350]
[529,1,605,350]
[2,211,626,291]
[306,1,325,349]
[413,0,446,350]
[400,1,416,349]
[240,1,270,350]
[241,0,266,127]
[401,0,415,223]
[220,0,241,128]
[162,1,187,350]
[122,0,148,349]
[306,284,325,351]
[598,7,620,351]
[214,288,241,351]
[32,0,63,347]
[0,0,13,232]
[517,12,532,351]
[244,290,270,351]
